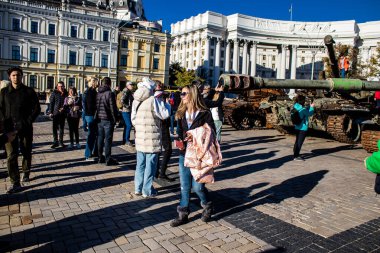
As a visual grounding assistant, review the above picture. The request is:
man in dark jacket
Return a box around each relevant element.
[84,77,99,161]
[96,77,118,166]
[121,82,134,146]
[49,81,67,148]
[0,67,41,193]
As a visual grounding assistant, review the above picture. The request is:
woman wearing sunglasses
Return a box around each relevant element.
[171,84,216,227]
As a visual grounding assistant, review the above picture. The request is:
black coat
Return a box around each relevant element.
[49,89,67,116]
[177,109,216,155]
[84,87,97,116]
[96,85,118,123]
[0,83,41,131]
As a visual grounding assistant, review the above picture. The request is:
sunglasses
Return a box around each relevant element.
[180,92,188,97]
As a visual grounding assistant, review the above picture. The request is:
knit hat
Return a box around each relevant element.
[137,77,156,91]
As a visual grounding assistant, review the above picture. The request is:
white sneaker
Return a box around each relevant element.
[76,143,81,149]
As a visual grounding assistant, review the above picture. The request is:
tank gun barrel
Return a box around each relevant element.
[219,74,380,92]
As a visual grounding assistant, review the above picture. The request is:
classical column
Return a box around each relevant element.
[225,40,231,73]
[189,39,194,69]
[196,38,201,68]
[41,42,47,63]
[204,37,210,69]
[176,43,180,62]
[276,45,282,78]
[242,40,248,74]
[290,45,297,79]
[250,41,257,76]
[232,39,239,74]
[213,38,221,86]
[182,41,186,68]
[280,44,287,79]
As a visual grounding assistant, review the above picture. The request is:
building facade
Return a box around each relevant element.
[170,11,380,86]
[0,0,166,92]
[118,25,172,87]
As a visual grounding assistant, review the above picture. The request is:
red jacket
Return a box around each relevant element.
[375,91,380,100]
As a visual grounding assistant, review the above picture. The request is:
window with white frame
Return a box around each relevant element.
[12,45,20,60]
[101,54,108,68]
[68,78,75,87]
[70,25,78,38]
[30,48,38,62]
[47,49,55,63]
[31,21,38,33]
[47,76,54,89]
[85,53,93,66]
[153,58,159,70]
[103,30,109,42]
[87,28,94,40]
[48,24,56,35]
[29,75,37,88]
[12,18,21,31]
[69,51,77,65]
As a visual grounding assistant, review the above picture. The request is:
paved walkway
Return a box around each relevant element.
[0,119,379,252]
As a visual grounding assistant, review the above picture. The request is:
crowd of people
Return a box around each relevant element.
[2,65,378,228]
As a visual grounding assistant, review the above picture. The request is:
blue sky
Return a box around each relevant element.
[142,0,380,32]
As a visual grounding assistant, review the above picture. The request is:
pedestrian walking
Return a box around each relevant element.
[121,82,134,147]
[96,77,119,166]
[81,82,90,131]
[292,94,315,161]
[0,67,41,193]
[170,84,215,227]
[64,87,82,149]
[170,89,181,135]
[132,78,170,198]
[49,81,68,148]
[84,76,99,161]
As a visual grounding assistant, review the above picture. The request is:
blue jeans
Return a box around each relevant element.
[170,110,176,134]
[340,69,346,78]
[82,111,88,129]
[214,120,223,143]
[135,152,158,196]
[178,155,209,207]
[122,111,132,143]
[97,120,114,162]
[84,116,97,158]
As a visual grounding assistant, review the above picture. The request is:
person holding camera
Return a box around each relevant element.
[0,67,41,193]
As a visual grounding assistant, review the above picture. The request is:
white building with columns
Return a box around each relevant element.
[170,11,380,86]
[0,0,146,92]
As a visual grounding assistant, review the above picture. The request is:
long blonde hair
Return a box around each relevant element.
[175,84,208,120]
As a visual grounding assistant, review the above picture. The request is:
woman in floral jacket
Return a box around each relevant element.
[64,87,82,149]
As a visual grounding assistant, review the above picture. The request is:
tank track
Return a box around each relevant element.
[223,103,265,130]
[361,130,380,153]
[326,115,359,144]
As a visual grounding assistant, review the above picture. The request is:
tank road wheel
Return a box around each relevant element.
[228,107,254,130]
[361,130,380,153]
[327,115,361,144]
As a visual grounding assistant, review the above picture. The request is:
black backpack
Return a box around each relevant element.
[290,107,302,125]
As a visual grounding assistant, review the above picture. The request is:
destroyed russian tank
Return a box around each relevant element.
[218,74,380,144]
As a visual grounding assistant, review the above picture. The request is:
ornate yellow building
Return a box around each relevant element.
[118,25,172,88]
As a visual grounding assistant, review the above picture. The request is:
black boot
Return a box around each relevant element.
[170,206,189,227]
[201,202,213,222]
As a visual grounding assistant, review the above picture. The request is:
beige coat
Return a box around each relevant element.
[132,87,169,153]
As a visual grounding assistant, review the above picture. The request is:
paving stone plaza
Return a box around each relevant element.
[0,119,379,252]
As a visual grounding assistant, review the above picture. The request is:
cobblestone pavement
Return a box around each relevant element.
[0,119,379,252]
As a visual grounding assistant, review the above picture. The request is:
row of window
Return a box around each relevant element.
[11,18,111,41]
[10,45,160,69]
